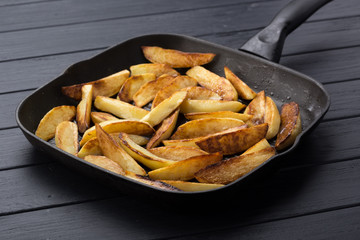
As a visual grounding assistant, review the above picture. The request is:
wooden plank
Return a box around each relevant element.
[0,159,360,238]
[203,15,360,56]
[0,0,262,33]
[170,206,360,240]
[3,115,360,170]
[0,0,358,62]
[0,16,359,94]
[0,162,117,215]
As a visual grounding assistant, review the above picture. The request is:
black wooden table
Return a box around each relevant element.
[2,0,360,239]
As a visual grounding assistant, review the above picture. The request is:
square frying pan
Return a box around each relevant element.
[16,0,331,203]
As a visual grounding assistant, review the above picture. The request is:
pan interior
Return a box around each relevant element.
[18,34,328,136]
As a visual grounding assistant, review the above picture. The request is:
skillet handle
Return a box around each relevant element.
[240,0,332,63]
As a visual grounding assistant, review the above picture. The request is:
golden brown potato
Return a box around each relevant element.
[275,102,302,151]
[184,111,252,122]
[146,110,179,149]
[149,146,208,161]
[242,138,271,155]
[141,90,187,127]
[77,137,102,159]
[142,46,215,68]
[152,75,197,108]
[133,74,175,107]
[195,147,275,184]
[264,96,280,139]
[77,85,93,133]
[170,118,245,140]
[94,96,149,120]
[180,99,245,114]
[84,155,125,175]
[55,121,78,155]
[130,63,179,77]
[90,112,119,124]
[161,180,224,192]
[80,120,154,146]
[186,66,237,100]
[95,124,146,175]
[244,90,266,125]
[117,132,175,170]
[195,123,268,155]
[35,105,76,141]
[224,66,257,100]
[117,73,156,102]
[61,69,130,100]
[183,86,222,100]
[148,152,222,181]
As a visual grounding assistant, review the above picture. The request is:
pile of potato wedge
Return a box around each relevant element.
[35,46,302,192]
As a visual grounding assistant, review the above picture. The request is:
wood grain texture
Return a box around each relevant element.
[0,0,357,62]
[1,159,360,239]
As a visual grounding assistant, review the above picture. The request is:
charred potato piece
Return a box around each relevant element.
[142,46,215,68]
[195,147,275,184]
[186,66,237,100]
[244,90,266,125]
[275,102,302,151]
[195,123,268,155]
[62,69,129,100]
[170,117,245,140]
[224,66,257,100]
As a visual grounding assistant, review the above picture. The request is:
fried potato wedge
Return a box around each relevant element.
[275,102,302,151]
[142,46,215,68]
[163,125,247,149]
[170,118,245,140]
[244,90,266,125]
[196,123,268,155]
[78,137,102,159]
[149,146,208,161]
[91,112,119,124]
[117,73,156,102]
[55,121,78,155]
[146,110,179,149]
[124,171,181,191]
[184,86,222,100]
[264,96,280,139]
[35,105,76,141]
[84,155,125,175]
[80,120,154,146]
[152,75,197,108]
[124,134,149,146]
[180,99,245,114]
[95,124,146,175]
[224,66,257,100]
[148,152,222,181]
[185,111,252,122]
[186,66,237,100]
[61,69,129,100]
[133,74,175,107]
[195,147,275,184]
[141,90,187,127]
[94,96,149,120]
[161,180,224,192]
[130,63,179,77]
[76,85,93,133]
[242,138,271,155]
[118,133,175,170]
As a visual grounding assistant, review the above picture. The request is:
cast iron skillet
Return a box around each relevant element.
[16,0,331,203]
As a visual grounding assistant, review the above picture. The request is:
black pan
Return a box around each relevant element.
[16,0,331,203]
